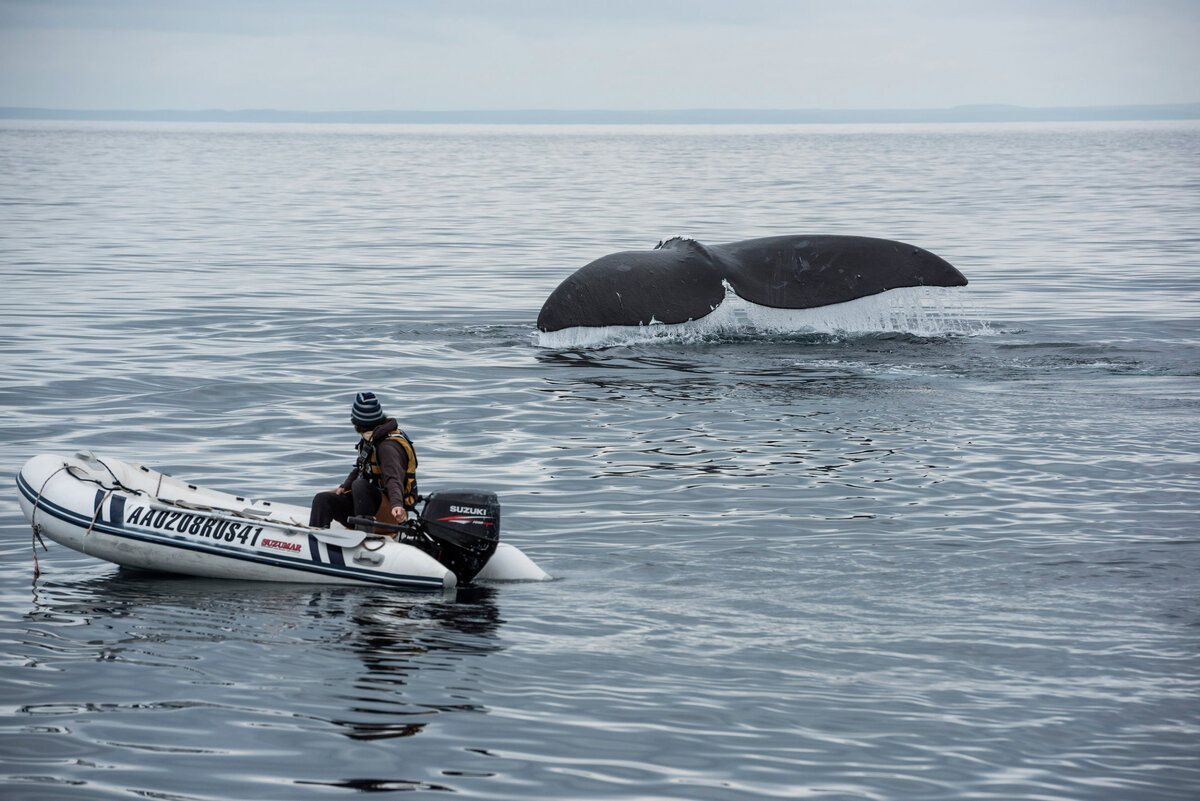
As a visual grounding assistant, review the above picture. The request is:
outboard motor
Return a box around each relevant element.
[419,490,500,583]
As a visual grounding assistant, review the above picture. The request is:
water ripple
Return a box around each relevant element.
[2,120,1199,800]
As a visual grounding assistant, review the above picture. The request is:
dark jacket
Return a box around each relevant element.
[341,418,411,507]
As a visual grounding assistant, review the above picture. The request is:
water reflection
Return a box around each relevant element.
[295,776,457,792]
[17,567,504,743]
[337,585,503,740]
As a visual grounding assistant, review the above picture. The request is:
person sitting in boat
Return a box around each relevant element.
[309,392,419,529]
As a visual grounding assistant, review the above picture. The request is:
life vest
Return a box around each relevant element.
[358,429,419,509]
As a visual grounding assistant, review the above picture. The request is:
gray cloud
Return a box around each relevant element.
[2,0,1197,110]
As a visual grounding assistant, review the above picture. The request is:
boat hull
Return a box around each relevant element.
[17,453,545,588]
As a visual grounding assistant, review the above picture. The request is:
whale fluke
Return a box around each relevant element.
[536,235,967,333]
[534,238,726,333]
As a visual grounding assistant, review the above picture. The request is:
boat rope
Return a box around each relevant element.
[31,525,47,579]
[93,456,144,497]
[70,467,241,517]
[64,461,281,525]
[86,487,116,539]
[65,464,147,497]
[29,466,69,578]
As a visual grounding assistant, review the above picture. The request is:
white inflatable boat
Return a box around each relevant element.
[16,452,549,590]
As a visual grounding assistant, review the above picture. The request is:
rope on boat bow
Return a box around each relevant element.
[86,487,116,540]
[29,466,68,579]
[27,459,133,578]
[69,457,144,497]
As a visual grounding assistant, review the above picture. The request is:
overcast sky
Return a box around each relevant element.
[1,0,1197,111]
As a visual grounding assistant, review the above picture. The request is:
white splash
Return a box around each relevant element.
[535,285,984,350]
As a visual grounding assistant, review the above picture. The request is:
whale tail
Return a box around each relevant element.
[537,234,967,333]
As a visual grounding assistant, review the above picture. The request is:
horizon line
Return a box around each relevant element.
[3,102,1199,125]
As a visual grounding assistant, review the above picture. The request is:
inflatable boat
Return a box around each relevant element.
[16,452,549,590]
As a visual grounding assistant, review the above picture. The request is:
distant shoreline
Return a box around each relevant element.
[2,103,1198,125]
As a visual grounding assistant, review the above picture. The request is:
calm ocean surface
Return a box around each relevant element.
[1,120,1198,800]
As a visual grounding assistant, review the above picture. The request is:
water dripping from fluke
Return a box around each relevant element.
[535,286,987,350]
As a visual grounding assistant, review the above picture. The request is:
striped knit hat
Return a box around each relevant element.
[350,392,386,428]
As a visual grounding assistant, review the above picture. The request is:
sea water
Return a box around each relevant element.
[1,120,1198,799]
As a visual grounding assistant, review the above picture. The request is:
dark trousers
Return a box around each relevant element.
[309,477,382,528]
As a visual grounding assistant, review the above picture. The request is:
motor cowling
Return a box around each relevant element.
[419,490,500,583]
